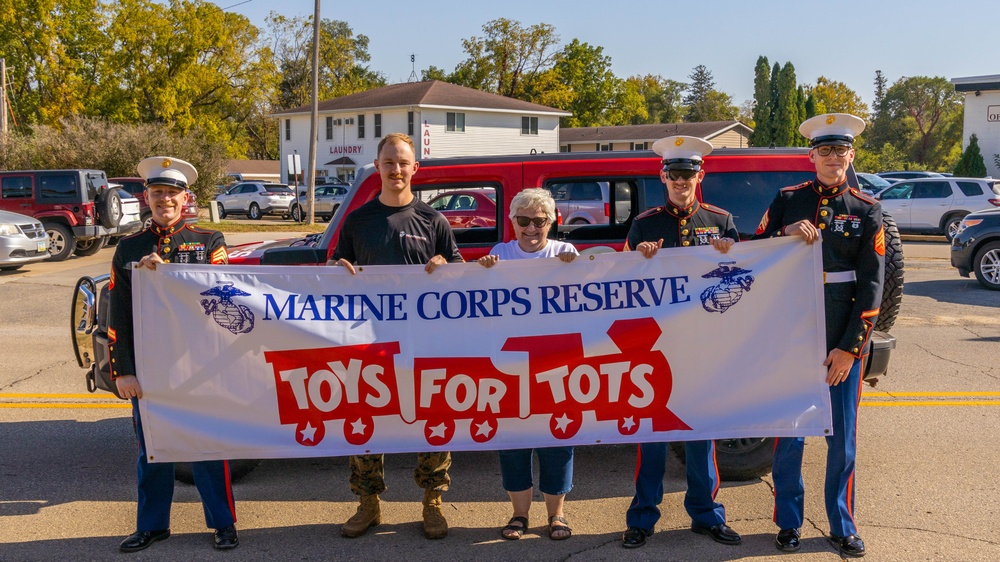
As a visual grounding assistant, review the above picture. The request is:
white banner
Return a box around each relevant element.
[134,237,831,463]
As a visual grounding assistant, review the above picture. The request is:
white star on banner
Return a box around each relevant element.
[300,422,317,442]
[621,417,636,431]
[553,414,573,433]
[428,423,448,438]
[474,420,493,437]
[350,418,367,435]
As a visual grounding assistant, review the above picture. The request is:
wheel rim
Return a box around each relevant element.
[947,220,960,239]
[48,229,67,254]
[982,249,1000,285]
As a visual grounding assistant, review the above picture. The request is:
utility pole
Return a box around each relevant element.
[1,58,8,136]
[306,0,321,225]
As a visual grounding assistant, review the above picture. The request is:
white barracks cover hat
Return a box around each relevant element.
[799,113,866,147]
[137,156,198,188]
[651,135,714,171]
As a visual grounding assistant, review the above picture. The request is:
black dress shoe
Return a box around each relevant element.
[119,529,170,552]
[691,523,742,545]
[775,528,801,552]
[214,525,240,550]
[829,533,865,557]
[621,526,651,548]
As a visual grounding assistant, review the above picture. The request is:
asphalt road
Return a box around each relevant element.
[1,238,998,561]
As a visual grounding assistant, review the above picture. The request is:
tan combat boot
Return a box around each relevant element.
[422,489,448,539]
[341,494,381,538]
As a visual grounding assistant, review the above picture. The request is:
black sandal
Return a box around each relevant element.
[501,516,528,540]
[548,515,572,540]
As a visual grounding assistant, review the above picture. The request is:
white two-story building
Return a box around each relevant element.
[272,80,570,183]
[952,74,1000,178]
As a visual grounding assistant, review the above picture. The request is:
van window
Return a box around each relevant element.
[957,181,984,197]
[415,184,499,246]
[912,181,951,199]
[699,171,816,239]
[2,176,32,199]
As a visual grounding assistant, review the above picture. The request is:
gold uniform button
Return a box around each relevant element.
[162,247,170,253]
[163,259,170,263]
[682,229,689,235]
[858,335,864,341]
[821,199,829,205]
[163,237,171,244]
[680,219,688,226]
[820,210,828,217]
[819,223,826,230]
[853,347,859,353]
[682,241,690,246]
[844,231,850,237]
[672,208,679,213]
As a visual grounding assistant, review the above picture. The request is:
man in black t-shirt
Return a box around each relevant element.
[330,133,461,540]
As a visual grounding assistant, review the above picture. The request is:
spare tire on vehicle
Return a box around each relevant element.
[97,188,123,229]
[875,210,904,332]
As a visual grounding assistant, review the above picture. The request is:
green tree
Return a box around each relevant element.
[772,62,799,147]
[953,134,988,177]
[421,66,449,81]
[682,65,737,122]
[626,74,686,124]
[530,39,644,127]
[451,18,560,98]
[748,56,772,147]
[805,76,869,117]
[880,76,963,168]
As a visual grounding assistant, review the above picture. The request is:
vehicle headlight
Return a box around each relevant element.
[0,223,22,236]
[956,218,983,235]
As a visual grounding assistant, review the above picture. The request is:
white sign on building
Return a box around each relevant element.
[952,75,1000,178]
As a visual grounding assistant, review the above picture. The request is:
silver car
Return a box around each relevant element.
[289,184,347,222]
[0,210,50,271]
[877,177,1000,240]
[215,182,295,220]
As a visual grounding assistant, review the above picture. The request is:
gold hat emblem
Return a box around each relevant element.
[675,138,685,146]
[826,115,836,125]
[161,158,172,167]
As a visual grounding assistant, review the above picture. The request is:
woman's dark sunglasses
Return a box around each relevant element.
[514,216,549,228]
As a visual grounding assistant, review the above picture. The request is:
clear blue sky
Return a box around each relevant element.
[217,0,998,110]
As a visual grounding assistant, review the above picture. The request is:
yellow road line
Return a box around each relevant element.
[0,393,115,399]
[864,392,1000,397]
[862,401,1000,407]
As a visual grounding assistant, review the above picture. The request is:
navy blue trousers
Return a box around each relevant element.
[772,357,862,537]
[131,398,236,532]
[626,440,726,531]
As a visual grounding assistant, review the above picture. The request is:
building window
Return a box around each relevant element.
[630,141,648,150]
[358,114,365,138]
[446,112,465,132]
[408,111,414,136]
[285,119,291,141]
[560,145,570,153]
[599,144,612,151]
[326,117,333,140]
[374,113,382,137]
[521,116,538,135]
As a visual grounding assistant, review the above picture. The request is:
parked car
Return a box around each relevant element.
[74,186,142,255]
[0,169,142,261]
[109,177,199,229]
[545,180,613,225]
[427,189,498,228]
[289,184,348,222]
[877,171,945,181]
[0,210,50,270]
[215,182,295,220]
[876,177,1000,240]
[856,172,894,197]
[951,207,1000,290]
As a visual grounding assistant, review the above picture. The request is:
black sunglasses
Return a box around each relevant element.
[666,169,698,181]
[514,216,549,228]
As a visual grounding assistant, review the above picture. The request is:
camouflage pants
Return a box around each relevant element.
[349,452,452,496]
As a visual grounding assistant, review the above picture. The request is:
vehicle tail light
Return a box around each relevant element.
[556,208,563,225]
[989,199,1000,206]
[82,202,95,226]
[604,202,610,218]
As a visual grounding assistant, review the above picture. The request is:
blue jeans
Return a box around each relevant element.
[498,447,574,495]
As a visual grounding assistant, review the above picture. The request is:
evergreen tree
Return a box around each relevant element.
[683,64,714,121]
[768,62,781,145]
[772,62,799,147]
[873,70,887,119]
[954,134,988,177]
[796,86,808,146]
[748,56,772,147]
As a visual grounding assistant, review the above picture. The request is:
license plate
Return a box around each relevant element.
[37,241,47,252]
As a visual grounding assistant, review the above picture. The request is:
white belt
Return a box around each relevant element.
[824,271,857,284]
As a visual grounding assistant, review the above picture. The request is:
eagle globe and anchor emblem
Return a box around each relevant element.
[200,282,255,334]
[700,261,755,314]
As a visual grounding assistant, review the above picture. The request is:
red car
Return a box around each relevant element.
[109,177,199,228]
[427,189,497,228]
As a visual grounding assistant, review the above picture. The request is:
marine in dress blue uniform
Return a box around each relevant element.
[108,157,238,552]
[753,114,884,558]
[620,136,742,549]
